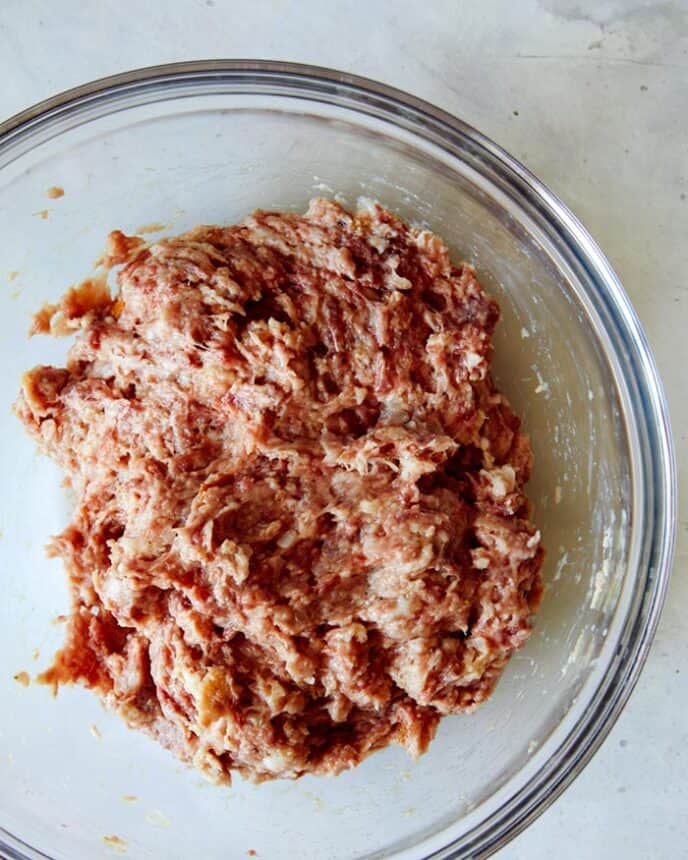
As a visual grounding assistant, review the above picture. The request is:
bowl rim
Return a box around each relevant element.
[0,59,677,860]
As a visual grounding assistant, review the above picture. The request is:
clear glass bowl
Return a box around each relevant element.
[0,61,675,860]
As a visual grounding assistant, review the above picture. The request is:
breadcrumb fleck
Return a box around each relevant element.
[103,835,127,852]
[145,809,171,828]
[135,222,168,234]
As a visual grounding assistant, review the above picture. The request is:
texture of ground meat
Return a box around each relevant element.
[16,198,543,783]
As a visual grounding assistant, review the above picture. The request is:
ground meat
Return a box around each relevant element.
[15,198,543,783]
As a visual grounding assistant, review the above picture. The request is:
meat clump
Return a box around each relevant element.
[16,198,543,783]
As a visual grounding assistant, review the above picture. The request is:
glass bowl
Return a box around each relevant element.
[0,61,675,860]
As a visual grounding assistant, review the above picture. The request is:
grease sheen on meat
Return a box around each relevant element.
[16,199,543,783]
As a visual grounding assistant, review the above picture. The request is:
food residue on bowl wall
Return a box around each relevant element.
[145,809,171,828]
[103,835,128,853]
[45,186,65,199]
[13,671,30,687]
[135,221,168,234]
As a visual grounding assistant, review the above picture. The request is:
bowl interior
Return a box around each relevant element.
[0,90,633,860]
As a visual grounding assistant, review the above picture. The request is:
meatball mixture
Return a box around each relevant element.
[16,198,543,783]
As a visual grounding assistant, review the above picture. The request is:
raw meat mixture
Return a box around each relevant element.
[16,198,543,783]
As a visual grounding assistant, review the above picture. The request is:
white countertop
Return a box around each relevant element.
[1,1,686,857]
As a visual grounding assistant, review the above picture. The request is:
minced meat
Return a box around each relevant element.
[15,198,543,783]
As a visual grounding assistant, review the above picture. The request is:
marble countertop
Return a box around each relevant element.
[1,1,686,857]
